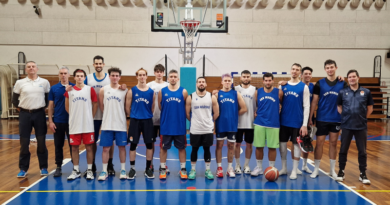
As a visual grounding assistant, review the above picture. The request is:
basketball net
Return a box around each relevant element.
[180,20,200,43]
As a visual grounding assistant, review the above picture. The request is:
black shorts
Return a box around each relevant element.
[216,132,237,142]
[316,121,341,136]
[190,133,213,147]
[160,135,187,150]
[128,118,153,144]
[279,125,300,144]
[152,125,160,142]
[236,129,254,144]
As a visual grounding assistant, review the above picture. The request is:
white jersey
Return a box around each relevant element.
[86,73,110,120]
[235,85,256,129]
[68,85,94,134]
[147,81,169,125]
[190,92,214,134]
[101,85,128,132]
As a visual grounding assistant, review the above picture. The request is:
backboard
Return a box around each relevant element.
[151,0,228,33]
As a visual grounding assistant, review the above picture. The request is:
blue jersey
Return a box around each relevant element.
[160,87,186,135]
[280,82,305,128]
[48,82,75,123]
[317,78,344,123]
[130,86,154,119]
[254,88,280,128]
[216,89,238,133]
[308,82,314,103]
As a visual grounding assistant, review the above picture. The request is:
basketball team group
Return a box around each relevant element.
[13,56,373,184]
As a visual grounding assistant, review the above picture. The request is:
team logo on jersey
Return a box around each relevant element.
[346,93,348,95]
[165,93,168,96]
[360,91,364,96]
[70,138,74,143]
[220,95,223,98]
[196,98,198,100]
[284,88,287,90]
[135,93,139,97]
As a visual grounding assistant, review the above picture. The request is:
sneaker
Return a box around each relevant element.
[159,165,170,174]
[40,168,49,176]
[251,166,263,176]
[120,170,127,179]
[359,172,371,184]
[17,170,27,178]
[235,166,242,175]
[188,169,196,180]
[226,167,236,178]
[67,169,81,180]
[159,168,167,179]
[243,166,251,174]
[145,168,155,179]
[179,169,188,179]
[86,169,94,180]
[216,167,224,178]
[108,163,115,176]
[98,171,108,181]
[336,170,345,182]
[297,135,313,153]
[150,164,154,172]
[205,170,214,180]
[128,168,136,179]
[53,168,62,177]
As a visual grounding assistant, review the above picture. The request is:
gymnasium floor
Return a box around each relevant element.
[0,119,389,205]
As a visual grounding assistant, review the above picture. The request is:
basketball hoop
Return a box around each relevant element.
[180,20,201,43]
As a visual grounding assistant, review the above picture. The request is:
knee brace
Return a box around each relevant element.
[294,144,301,159]
[203,146,211,162]
[130,143,138,151]
[145,143,153,150]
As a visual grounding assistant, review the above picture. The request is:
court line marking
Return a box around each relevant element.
[24,189,352,193]
[3,149,86,205]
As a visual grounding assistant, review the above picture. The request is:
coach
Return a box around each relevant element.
[12,61,50,178]
[336,69,373,184]
[48,66,75,177]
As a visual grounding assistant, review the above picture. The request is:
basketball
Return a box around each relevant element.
[264,167,279,182]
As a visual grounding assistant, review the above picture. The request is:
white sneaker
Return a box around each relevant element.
[279,169,287,175]
[98,171,108,181]
[250,166,263,176]
[235,166,242,175]
[226,167,236,178]
[329,171,338,180]
[302,166,313,173]
[243,166,251,174]
[290,172,297,180]
[86,169,94,180]
[297,169,302,175]
[120,170,127,179]
[310,169,319,178]
[67,170,81,180]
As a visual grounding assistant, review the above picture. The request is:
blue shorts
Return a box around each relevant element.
[94,120,102,143]
[100,130,128,147]
[216,132,237,143]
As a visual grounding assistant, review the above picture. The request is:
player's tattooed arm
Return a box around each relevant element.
[185,95,192,121]
[158,90,162,111]
[125,89,132,117]
[212,95,219,121]
[99,87,105,113]
[308,94,319,127]
[237,92,247,115]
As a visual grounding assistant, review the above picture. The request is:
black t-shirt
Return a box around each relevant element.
[313,78,348,95]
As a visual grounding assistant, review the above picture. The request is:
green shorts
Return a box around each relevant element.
[253,125,280,148]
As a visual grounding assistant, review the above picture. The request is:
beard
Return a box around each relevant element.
[241,80,250,85]
[95,67,103,73]
[170,82,176,86]
[198,87,206,92]
[265,85,272,89]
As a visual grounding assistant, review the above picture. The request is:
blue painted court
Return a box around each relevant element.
[4,135,374,205]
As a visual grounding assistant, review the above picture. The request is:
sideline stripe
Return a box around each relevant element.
[25,189,351,193]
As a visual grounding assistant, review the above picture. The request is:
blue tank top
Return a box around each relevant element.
[254,88,280,128]
[160,87,186,135]
[130,86,154,119]
[308,82,314,103]
[317,78,344,123]
[216,89,238,133]
[280,82,305,128]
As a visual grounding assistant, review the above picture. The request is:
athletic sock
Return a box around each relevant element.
[235,158,241,168]
[87,164,92,170]
[228,163,233,169]
[282,160,287,171]
[269,161,275,167]
[256,160,263,169]
[314,159,321,169]
[130,161,135,170]
[330,159,336,174]
[205,163,211,171]
[74,165,80,172]
[103,164,108,172]
[302,158,308,168]
[160,162,166,169]
[191,163,196,171]
[217,163,222,168]
[146,160,152,170]
[108,158,113,165]
[293,160,299,172]
[180,163,186,169]
[121,163,125,171]
[244,158,250,168]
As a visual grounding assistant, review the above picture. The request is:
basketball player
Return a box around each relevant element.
[146,64,169,172]
[215,73,247,178]
[65,69,98,180]
[126,68,155,179]
[234,70,256,174]
[279,63,310,180]
[185,77,219,180]
[158,70,188,179]
[251,73,283,176]
[309,59,348,179]
[98,67,128,181]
